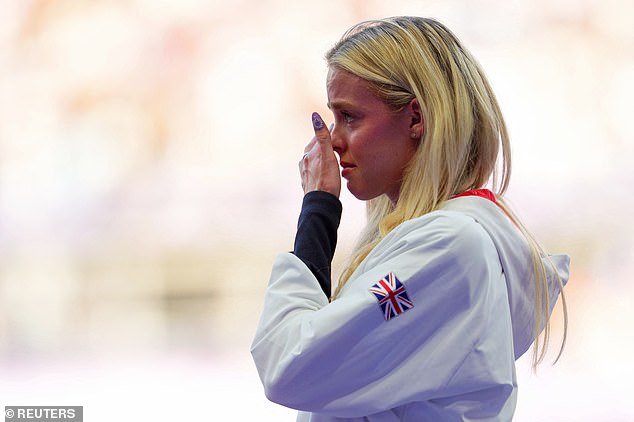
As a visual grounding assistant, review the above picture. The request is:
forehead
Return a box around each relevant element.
[326,67,382,110]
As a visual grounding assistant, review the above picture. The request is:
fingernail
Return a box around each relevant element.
[312,112,325,130]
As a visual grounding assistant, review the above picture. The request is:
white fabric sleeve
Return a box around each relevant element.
[250,213,511,418]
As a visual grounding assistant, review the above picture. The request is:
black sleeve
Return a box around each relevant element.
[292,191,342,299]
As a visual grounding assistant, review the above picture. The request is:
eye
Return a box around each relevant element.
[341,111,354,124]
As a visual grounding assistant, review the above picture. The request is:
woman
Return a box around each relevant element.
[251,17,569,421]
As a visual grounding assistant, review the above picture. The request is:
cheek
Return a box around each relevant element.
[346,134,365,158]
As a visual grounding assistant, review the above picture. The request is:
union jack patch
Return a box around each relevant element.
[369,272,414,321]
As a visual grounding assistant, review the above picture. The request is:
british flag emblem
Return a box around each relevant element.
[369,272,414,321]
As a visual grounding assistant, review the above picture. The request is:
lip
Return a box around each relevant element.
[340,161,356,178]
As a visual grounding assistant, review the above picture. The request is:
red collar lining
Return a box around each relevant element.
[450,188,497,204]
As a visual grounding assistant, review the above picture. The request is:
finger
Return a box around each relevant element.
[311,112,332,144]
[303,137,317,154]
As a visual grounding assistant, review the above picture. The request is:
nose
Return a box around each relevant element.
[330,124,345,156]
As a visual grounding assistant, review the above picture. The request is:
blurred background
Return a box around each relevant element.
[0,0,632,420]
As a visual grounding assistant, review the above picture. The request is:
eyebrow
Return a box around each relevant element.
[327,100,356,110]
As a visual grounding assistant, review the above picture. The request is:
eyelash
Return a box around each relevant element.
[340,111,353,124]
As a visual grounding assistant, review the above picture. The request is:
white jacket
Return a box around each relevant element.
[251,196,569,421]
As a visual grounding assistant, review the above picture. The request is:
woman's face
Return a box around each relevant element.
[327,67,419,204]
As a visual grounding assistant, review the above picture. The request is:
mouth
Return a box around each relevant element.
[340,161,355,178]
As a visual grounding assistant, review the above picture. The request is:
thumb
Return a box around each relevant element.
[311,112,331,143]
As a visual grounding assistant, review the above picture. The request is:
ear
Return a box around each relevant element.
[407,98,424,140]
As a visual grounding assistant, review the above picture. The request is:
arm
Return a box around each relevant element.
[292,191,342,299]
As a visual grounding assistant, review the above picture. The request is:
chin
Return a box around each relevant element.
[347,183,381,202]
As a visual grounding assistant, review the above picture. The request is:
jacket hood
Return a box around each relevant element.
[442,196,569,359]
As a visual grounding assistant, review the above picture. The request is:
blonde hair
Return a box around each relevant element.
[327,17,567,368]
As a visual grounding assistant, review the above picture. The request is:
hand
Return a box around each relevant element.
[299,112,341,198]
